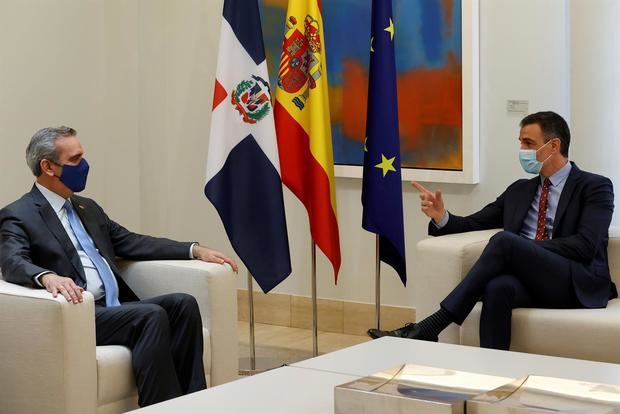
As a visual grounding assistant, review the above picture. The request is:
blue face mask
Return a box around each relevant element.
[519,141,553,175]
[57,159,90,192]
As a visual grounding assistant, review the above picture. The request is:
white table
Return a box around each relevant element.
[127,365,357,414]
[292,337,620,385]
[129,337,620,413]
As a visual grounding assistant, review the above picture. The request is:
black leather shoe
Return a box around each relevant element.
[367,322,438,342]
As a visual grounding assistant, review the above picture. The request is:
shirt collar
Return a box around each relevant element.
[542,161,572,187]
[35,182,69,215]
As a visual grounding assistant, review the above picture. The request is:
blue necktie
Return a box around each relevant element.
[64,201,120,307]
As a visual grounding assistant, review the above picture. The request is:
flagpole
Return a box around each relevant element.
[247,271,256,371]
[375,235,381,329]
[238,272,284,375]
[311,241,319,357]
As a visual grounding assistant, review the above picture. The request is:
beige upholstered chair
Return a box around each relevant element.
[0,260,238,414]
[415,227,620,363]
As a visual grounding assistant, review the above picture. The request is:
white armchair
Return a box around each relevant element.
[415,228,620,363]
[0,260,238,414]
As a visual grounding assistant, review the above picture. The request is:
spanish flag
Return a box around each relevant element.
[274,0,341,281]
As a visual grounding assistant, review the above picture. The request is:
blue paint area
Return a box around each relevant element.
[332,125,364,165]
[322,1,371,86]
[394,0,461,70]
[452,2,463,60]
[393,1,425,69]
[421,1,443,64]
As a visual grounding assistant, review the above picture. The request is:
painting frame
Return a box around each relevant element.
[334,0,479,184]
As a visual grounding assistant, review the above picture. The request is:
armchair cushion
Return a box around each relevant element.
[95,329,212,408]
[416,227,620,363]
[0,280,97,414]
[96,345,135,405]
[116,260,238,385]
[0,259,237,414]
[461,299,620,363]
[415,229,501,343]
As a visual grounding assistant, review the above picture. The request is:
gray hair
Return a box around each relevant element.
[26,126,77,176]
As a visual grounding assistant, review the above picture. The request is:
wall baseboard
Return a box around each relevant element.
[237,289,416,336]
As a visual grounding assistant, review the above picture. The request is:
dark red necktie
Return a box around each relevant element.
[535,178,552,240]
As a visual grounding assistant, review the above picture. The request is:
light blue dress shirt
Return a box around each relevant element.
[34,183,197,299]
[35,183,113,299]
[519,161,572,240]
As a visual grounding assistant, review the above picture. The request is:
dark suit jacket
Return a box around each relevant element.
[428,162,616,308]
[0,185,194,302]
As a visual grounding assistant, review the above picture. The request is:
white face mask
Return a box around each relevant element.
[519,140,554,174]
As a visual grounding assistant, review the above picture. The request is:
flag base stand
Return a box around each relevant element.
[238,356,285,376]
[240,271,287,376]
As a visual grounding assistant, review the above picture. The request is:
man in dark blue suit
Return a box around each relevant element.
[0,126,238,406]
[368,111,616,350]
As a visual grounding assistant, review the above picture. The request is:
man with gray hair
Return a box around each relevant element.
[0,126,238,407]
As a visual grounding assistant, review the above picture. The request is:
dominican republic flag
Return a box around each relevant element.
[362,0,407,286]
[205,0,292,293]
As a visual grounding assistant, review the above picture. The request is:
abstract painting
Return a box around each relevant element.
[260,0,478,183]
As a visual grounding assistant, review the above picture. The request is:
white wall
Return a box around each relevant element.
[8,0,620,312]
[570,0,620,227]
[0,0,142,229]
[0,0,105,206]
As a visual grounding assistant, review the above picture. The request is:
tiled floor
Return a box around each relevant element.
[237,321,371,367]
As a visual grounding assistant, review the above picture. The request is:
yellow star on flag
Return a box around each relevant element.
[375,154,396,177]
[364,137,368,152]
[370,37,374,53]
[384,18,395,41]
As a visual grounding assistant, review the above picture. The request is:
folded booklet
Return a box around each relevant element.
[335,364,513,414]
[468,375,620,414]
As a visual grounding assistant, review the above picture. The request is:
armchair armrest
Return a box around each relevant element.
[115,260,238,385]
[414,229,500,343]
[0,280,97,414]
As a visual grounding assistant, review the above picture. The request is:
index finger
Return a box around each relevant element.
[411,181,430,194]
[58,287,73,303]
[223,257,239,273]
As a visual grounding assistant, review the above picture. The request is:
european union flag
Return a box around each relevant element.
[361,0,407,285]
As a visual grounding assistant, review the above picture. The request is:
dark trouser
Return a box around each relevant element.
[95,293,207,407]
[440,231,580,350]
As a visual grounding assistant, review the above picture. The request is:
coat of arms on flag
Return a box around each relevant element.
[278,14,324,110]
[231,75,272,124]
